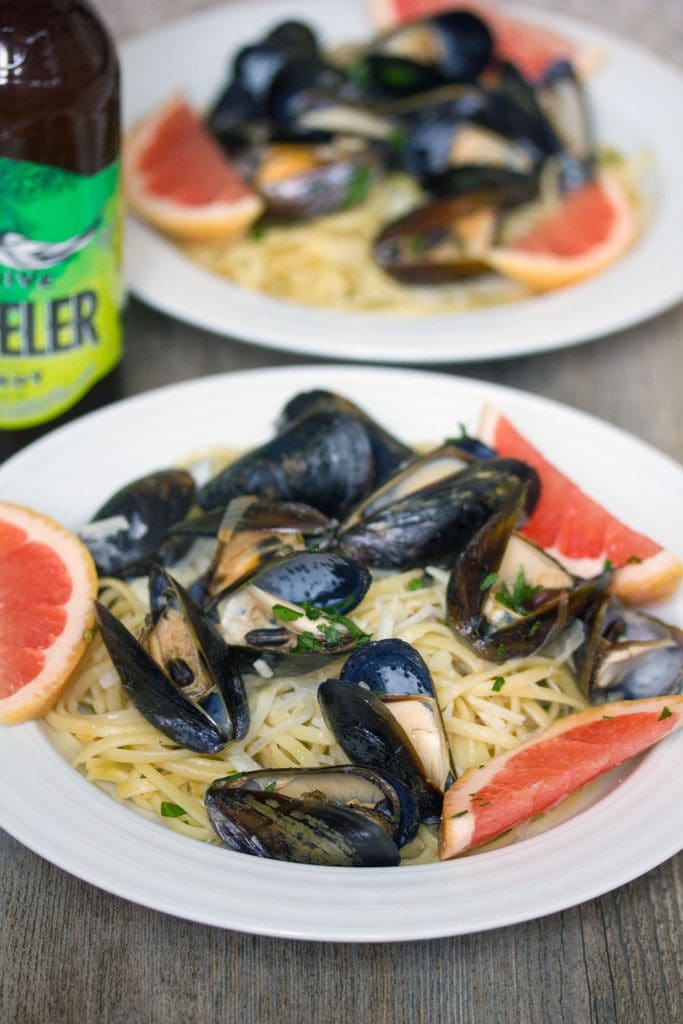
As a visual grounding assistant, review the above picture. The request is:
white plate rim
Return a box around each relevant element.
[121,0,683,364]
[0,364,682,941]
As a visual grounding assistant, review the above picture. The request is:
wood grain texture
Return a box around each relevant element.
[1,1,682,1022]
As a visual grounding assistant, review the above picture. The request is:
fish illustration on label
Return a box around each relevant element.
[0,219,101,271]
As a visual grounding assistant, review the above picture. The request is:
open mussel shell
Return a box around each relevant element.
[94,584,248,754]
[197,409,374,517]
[337,459,538,570]
[537,60,594,182]
[254,141,380,220]
[205,496,336,597]
[341,442,472,529]
[79,469,196,577]
[340,639,454,793]
[276,390,414,486]
[318,679,443,822]
[212,551,372,675]
[446,500,608,662]
[581,600,683,703]
[204,787,399,866]
[208,765,409,844]
[363,11,494,96]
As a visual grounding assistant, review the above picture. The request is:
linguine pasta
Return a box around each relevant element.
[46,564,585,864]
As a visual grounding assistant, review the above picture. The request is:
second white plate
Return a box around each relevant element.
[122,0,683,363]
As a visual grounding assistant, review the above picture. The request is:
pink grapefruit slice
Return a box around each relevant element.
[368,0,601,80]
[0,503,97,724]
[440,695,683,858]
[124,96,263,242]
[487,175,638,291]
[479,405,683,605]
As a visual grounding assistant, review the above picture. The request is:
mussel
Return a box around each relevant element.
[205,495,336,596]
[340,639,454,794]
[79,469,196,577]
[581,599,683,703]
[318,678,443,822]
[446,498,609,662]
[206,765,414,851]
[197,409,374,517]
[205,784,400,866]
[276,389,414,486]
[537,59,594,191]
[337,458,539,569]
[360,12,494,96]
[95,568,248,753]
[211,551,372,674]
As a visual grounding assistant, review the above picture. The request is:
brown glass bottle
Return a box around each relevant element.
[0,0,122,459]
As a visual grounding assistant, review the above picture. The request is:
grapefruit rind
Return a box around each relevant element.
[478,404,682,605]
[0,503,97,724]
[440,695,683,859]
[487,175,638,291]
[124,96,264,243]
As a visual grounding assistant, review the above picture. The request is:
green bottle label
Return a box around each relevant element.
[0,157,122,428]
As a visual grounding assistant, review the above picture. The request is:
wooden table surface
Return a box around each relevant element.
[1,2,682,1022]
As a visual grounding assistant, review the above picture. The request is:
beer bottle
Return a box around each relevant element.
[0,0,122,449]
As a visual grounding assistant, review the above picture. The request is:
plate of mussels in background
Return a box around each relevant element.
[121,0,683,362]
[0,366,681,940]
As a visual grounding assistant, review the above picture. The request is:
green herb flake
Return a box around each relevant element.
[602,558,614,572]
[496,566,543,615]
[406,577,425,591]
[496,643,506,659]
[301,601,322,620]
[528,619,541,637]
[480,571,498,591]
[272,603,304,622]
[318,623,341,646]
[627,554,643,564]
[160,802,187,819]
[478,764,485,770]
[388,127,406,148]
[659,706,672,721]
[249,221,269,240]
[307,542,320,552]
[451,810,469,819]
[602,715,613,720]
[264,781,277,793]
[82,628,94,644]
[340,165,372,211]
[492,676,506,693]
[224,772,243,781]
[292,632,323,654]
[408,234,426,254]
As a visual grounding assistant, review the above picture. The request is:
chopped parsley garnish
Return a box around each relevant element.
[602,715,612,720]
[602,558,614,572]
[478,764,485,770]
[380,61,421,89]
[659,706,672,721]
[82,628,94,644]
[302,600,322,620]
[224,772,243,781]
[480,571,498,591]
[291,632,323,653]
[406,576,426,591]
[264,781,277,793]
[408,234,426,254]
[340,166,372,211]
[318,623,341,646]
[388,127,406,148]
[347,60,371,87]
[249,221,269,240]
[496,643,506,658]
[307,542,320,552]
[627,554,642,564]
[160,802,187,818]
[496,566,542,615]
[272,604,304,622]
[528,619,541,637]
[492,676,506,692]
[451,810,469,819]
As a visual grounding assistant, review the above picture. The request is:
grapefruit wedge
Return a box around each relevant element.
[440,695,683,859]
[487,175,638,291]
[479,405,683,605]
[368,0,601,80]
[124,96,263,242]
[0,503,97,724]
